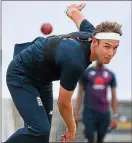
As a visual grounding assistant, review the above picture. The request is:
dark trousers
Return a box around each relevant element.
[82,106,110,143]
[5,75,53,143]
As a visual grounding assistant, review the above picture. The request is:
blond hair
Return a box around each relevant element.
[94,21,122,36]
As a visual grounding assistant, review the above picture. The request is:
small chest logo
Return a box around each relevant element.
[93,76,105,90]
[103,71,109,78]
[37,96,43,106]
[89,70,96,76]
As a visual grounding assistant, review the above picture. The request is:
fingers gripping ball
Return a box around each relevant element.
[41,23,53,35]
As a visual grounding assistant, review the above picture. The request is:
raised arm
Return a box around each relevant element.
[66,3,95,34]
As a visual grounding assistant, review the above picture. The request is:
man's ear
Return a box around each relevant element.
[92,37,99,48]
[92,36,98,43]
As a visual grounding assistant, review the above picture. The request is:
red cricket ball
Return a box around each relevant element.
[41,23,53,35]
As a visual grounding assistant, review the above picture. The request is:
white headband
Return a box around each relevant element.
[95,32,120,40]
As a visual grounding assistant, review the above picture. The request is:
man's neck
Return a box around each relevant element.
[95,66,104,70]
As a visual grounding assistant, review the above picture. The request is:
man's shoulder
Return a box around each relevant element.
[83,67,94,75]
[59,38,83,55]
[104,68,116,77]
[85,67,94,72]
[69,31,92,37]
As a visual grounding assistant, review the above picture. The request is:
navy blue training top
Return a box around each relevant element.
[7,19,95,91]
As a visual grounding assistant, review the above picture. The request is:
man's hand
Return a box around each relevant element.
[110,119,118,129]
[67,3,86,12]
[66,3,86,19]
[61,126,76,142]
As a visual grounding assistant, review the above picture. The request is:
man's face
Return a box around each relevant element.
[95,39,119,64]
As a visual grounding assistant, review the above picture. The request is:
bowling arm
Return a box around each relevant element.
[66,3,95,33]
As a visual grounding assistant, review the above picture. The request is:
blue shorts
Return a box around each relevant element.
[82,106,110,142]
